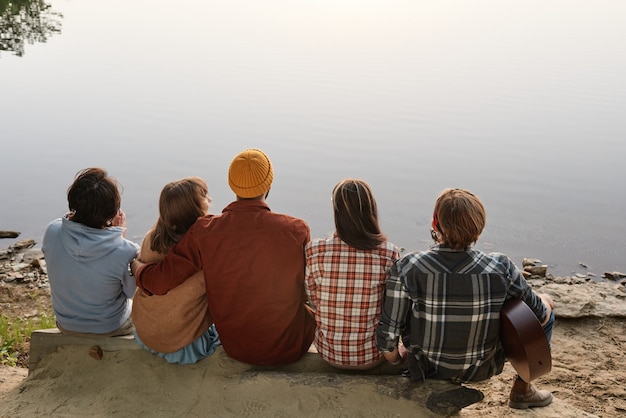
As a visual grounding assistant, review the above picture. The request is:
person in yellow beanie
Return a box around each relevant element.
[228,148,274,199]
[132,148,315,366]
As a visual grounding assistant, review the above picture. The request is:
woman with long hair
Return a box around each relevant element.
[305,179,400,370]
[132,177,220,364]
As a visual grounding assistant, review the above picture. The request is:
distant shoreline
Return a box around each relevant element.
[2,233,624,284]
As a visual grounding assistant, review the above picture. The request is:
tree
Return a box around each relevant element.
[0,0,63,57]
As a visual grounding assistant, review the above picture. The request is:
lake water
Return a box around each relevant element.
[1,0,625,278]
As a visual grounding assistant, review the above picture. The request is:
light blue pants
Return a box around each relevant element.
[543,310,556,347]
[134,324,220,364]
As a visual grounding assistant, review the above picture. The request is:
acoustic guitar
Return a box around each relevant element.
[499,299,552,382]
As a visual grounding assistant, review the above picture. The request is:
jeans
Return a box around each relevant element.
[134,324,221,364]
[542,310,556,347]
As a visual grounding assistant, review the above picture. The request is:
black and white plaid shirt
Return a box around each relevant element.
[376,245,547,381]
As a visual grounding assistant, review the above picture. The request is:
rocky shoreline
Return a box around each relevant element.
[2,236,626,417]
[0,239,49,290]
[2,235,626,319]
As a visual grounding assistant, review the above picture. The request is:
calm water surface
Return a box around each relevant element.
[1,0,625,278]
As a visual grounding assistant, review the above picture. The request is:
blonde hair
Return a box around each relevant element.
[150,177,209,254]
[433,188,486,250]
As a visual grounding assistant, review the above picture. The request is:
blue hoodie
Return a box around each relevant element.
[42,215,140,334]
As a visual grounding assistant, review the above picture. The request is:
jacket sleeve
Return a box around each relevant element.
[136,226,203,295]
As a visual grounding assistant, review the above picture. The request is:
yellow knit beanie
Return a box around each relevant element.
[228,148,274,198]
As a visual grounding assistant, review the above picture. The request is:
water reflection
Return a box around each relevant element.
[1,1,625,279]
[0,0,62,57]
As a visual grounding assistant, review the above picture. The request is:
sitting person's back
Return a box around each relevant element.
[385,246,530,381]
[376,188,555,409]
[132,177,220,364]
[42,167,139,336]
[305,179,400,370]
[133,149,315,365]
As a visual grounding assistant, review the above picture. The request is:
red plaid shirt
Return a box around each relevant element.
[305,234,400,366]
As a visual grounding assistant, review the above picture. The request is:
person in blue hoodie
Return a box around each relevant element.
[43,167,139,336]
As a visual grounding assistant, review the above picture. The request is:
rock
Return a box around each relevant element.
[89,346,104,360]
[22,249,44,264]
[539,281,626,318]
[522,258,542,267]
[38,259,47,274]
[2,273,21,282]
[0,248,10,261]
[524,265,548,277]
[604,271,626,280]
[1,242,49,287]
[573,276,590,284]
[527,278,547,288]
[12,263,32,273]
[9,239,36,251]
[0,230,20,239]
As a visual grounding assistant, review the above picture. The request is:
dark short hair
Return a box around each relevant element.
[433,188,486,250]
[333,179,386,250]
[67,168,121,229]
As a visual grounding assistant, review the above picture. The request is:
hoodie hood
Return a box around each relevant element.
[59,215,126,262]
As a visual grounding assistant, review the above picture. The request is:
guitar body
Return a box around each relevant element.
[500,299,552,382]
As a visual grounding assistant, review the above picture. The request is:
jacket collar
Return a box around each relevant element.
[222,199,271,213]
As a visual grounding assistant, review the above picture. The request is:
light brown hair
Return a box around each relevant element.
[150,177,209,254]
[433,188,486,250]
[332,178,386,251]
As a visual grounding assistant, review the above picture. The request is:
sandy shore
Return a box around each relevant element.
[1,314,625,417]
[1,242,625,417]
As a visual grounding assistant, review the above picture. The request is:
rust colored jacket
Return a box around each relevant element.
[136,200,315,365]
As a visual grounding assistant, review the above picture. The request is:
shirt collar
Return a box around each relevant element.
[222,199,271,213]
[432,244,470,252]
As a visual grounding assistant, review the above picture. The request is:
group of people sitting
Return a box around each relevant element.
[42,148,555,410]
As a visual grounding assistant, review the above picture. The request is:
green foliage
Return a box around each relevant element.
[0,312,55,366]
[0,340,19,366]
[0,0,63,57]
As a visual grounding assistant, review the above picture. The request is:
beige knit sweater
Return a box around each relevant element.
[131,231,211,353]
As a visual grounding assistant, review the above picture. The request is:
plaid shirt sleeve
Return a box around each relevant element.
[304,242,320,310]
[376,258,411,353]
[503,254,547,323]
